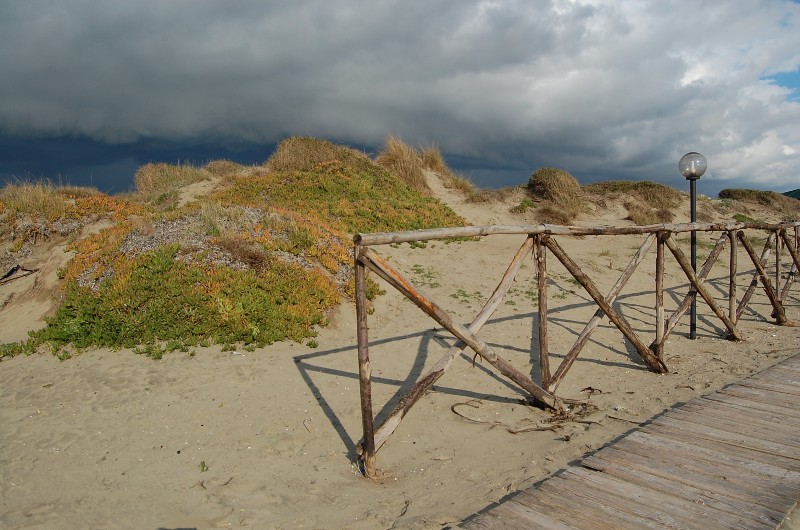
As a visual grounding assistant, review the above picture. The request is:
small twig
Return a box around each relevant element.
[450,400,485,424]
[607,414,639,424]
[507,424,561,434]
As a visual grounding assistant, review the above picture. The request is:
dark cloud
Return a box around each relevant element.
[1,1,798,196]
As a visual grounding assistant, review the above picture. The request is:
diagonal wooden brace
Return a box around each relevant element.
[659,233,728,343]
[541,236,668,374]
[738,231,787,325]
[736,232,776,320]
[663,235,743,340]
[359,247,562,411]
[367,237,535,453]
[548,233,657,392]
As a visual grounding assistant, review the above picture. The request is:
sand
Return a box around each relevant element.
[2,177,799,529]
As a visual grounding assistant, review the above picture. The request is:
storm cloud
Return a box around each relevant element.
[1,0,798,195]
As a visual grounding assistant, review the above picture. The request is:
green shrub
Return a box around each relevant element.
[33,245,340,354]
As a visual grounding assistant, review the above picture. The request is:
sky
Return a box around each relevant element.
[1,1,799,198]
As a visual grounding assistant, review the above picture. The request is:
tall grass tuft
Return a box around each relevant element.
[375,135,430,193]
[204,160,245,178]
[265,137,370,173]
[134,162,209,198]
[585,180,682,225]
[527,168,582,224]
[719,188,800,217]
[0,181,70,221]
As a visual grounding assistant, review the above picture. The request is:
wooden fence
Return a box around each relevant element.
[353,221,800,477]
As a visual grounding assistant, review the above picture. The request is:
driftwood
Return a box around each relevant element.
[729,231,737,322]
[353,220,800,246]
[654,233,666,359]
[0,265,39,285]
[780,229,800,300]
[656,233,728,346]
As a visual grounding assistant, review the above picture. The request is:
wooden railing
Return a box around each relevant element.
[353,221,800,477]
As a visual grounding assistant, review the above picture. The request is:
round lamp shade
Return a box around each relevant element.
[679,152,707,180]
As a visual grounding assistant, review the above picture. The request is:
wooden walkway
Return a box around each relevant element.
[460,354,800,529]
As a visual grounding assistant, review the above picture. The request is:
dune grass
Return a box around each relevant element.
[585,180,682,225]
[1,138,466,359]
[375,135,430,193]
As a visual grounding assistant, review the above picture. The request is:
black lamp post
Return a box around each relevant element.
[679,152,707,340]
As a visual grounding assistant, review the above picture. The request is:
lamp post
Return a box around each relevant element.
[679,152,707,340]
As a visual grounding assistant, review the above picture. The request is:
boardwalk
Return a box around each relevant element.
[460,354,800,529]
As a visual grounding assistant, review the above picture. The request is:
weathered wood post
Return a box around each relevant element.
[535,235,550,387]
[776,230,782,303]
[355,246,376,478]
[780,229,800,300]
[729,231,737,323]
[359,247,561,410]
[654,232,666,360]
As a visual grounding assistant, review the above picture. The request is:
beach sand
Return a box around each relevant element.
[2,177,799,528]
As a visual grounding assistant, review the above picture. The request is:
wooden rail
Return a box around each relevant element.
[353,221,800,478]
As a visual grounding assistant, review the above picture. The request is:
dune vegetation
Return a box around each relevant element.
[0,137,465,359]
[2,136,799,360]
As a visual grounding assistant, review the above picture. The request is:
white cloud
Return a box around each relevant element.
[0,0,798,192]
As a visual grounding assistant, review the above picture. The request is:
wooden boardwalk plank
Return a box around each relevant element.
[605,439,800,509]
[661,407,800,445]
[623,430,800,484]
[648,414,800,461]
[460,353,800,529]
[703,392,800,420]
[581,452,786,527]
[721,385,800,409]
[684,397,800,424]
[559,467,753,530]
[631,425,800,475]
[492,500,579,530]
[737,379,800,396]
[516,480,672,529]
[585,445,794,513]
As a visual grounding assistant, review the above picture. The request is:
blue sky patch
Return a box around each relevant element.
[763,70,800,101]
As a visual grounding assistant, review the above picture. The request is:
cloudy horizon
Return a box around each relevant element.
[1,1,799,197]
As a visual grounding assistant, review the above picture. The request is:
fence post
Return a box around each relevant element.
[355,246,376,478]
[654,233,666,359]
[729,231,737,323]
[535,235,550,387]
